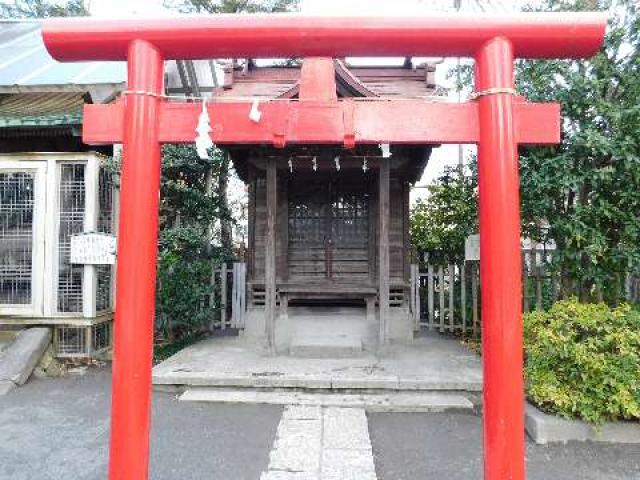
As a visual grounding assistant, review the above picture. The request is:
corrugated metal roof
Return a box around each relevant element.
[0,92,84,127]
[0,21,126,93]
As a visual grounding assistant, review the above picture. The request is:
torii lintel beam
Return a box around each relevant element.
[42,13,606,61]
[83,100,560,147]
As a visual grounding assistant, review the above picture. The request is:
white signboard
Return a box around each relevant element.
[465,234,480,261]
[70,233,117,265]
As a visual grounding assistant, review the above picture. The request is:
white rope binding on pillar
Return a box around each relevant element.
[469,87,518,100]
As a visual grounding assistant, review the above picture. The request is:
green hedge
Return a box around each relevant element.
[523,299,640,424]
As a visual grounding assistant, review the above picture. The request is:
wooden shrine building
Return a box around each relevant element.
[221,58,439,349]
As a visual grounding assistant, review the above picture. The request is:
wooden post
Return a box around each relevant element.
[411,264,420,330]
[378,158,390,346]
[449,263,455,332]
[523,250,529,313]
[209,263,216,331]
[220,263,227,330]
[427,264,434,329]
[461,262,467,335]
[535,249,543,309]
[265,158,277,352]
[472,262,479,336]
[438,265,445,333]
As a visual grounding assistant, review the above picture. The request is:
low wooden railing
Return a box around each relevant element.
[410,249,564,337]
[208,262,246,330]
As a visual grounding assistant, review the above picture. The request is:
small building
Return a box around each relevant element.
[0,21,217,358]
[219,58,439,351]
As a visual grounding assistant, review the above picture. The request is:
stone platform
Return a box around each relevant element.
[152,332,483,395]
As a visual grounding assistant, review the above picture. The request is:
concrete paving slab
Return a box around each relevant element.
[321,448,377,480]
[323,408,371,450]
[525,402,640,444]
[0,327,50,392]
[262,406,378,480]
[261,472,318,480]
[153,332,483,393]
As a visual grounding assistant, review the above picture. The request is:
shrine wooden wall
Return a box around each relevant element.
[246,162,410,291]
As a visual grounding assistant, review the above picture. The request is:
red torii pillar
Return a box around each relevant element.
[42,14,606,480]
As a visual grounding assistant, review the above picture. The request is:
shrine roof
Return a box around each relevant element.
[216,59,442,100]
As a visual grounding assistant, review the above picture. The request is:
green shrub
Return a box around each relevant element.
[155,226,222,342]
[523,298,640,424]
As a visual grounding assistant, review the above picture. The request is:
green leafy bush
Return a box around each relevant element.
[523,299,640,424]
[156,226,222,341]
[410,165,477,264]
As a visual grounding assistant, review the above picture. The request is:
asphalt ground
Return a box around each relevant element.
[0,368,282,480]
[1,367,638,480]
[369,411,640,480]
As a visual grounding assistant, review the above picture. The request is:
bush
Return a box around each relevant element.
[523,299,640,424]
[156,226,222,341]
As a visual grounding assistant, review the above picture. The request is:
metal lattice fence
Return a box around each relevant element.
[0,172,34,305]
[57,164,85,313]
[96,167,114,312]
[54,320,113,358]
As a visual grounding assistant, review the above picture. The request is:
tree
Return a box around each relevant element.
[164,0,300,254]
[165,0,299,14]
[410,165,478,264]
[516,0,640,303]
[0,0,87,17]
[439,0,640,304]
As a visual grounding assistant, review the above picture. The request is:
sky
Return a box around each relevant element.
[87,0,528,196]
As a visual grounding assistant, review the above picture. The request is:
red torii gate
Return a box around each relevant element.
[42,13,605,480]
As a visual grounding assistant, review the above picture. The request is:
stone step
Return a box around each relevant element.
[0,327,51,396]
[179,387,474,413]
[288,314,369,358]
[289,335,364,358]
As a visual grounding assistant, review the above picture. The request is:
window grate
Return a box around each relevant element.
[92,321,111,352]
[57,164,85,313]
[96,168,114,311]
[54,321,113,358]
[55,325,87,355]
[0,172,35,305]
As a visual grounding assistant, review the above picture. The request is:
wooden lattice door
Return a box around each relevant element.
[288,178,370,282]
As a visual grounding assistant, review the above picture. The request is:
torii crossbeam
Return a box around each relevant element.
[42,13,606,480]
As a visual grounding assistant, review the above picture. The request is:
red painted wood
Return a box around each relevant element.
[82,100,560,146]
[476,37,525,480]
[299,58,337,102]
[41,13,606,480]
[108,40,164,480]
[42,13,606,61]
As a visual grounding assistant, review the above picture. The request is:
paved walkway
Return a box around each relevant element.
[262,406,376,480]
